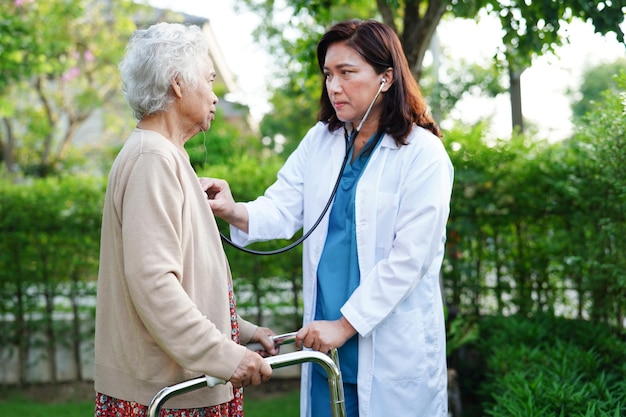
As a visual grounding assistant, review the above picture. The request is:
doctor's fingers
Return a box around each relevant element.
[207,193,237,217]
[198,177,213,190]
[296,334,332,353]
[295,327,310,349]
[199,177,224,194]
[309,340,334,354]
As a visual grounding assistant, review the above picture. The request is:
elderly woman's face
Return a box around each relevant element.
[179,56,219,135]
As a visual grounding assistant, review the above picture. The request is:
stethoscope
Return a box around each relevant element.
[220,78,387,255]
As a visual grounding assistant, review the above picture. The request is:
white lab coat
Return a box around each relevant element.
[231,122,453,417]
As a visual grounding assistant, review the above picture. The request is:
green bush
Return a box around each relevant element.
[200,155,304,331]
[471,314,626,417]
[0,176,104,384]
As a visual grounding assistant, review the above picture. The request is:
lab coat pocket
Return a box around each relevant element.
[375,192,399,255]
[374,308,426,382]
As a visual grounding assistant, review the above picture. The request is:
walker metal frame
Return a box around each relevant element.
[147,332,346,417]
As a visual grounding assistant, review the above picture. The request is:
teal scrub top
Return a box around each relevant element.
[315,131,383,383]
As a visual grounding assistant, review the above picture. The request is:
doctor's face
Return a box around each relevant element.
[323,41,384,127]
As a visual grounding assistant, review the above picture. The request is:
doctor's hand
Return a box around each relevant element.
[296,317,357,354]
[199,177,234,215]
[199,177,249,232]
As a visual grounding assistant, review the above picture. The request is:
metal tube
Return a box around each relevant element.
[147,375,225,417]
[354,78,386,134]
[266,350,346,417]
[147,348,346,417]
[245,331,297,352]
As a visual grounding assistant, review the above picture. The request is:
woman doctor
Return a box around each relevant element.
[205,19,453,417]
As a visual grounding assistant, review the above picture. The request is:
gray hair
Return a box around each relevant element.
[119,22,210,120]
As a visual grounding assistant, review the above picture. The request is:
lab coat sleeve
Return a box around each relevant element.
[341,135,453,337]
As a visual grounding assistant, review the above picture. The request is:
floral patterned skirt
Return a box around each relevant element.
[95,286,244,417]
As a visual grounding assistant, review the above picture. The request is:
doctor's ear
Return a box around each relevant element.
[381,68,394,90]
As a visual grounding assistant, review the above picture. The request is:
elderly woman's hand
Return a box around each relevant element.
[230,349,272,388]
[248,327,279,357]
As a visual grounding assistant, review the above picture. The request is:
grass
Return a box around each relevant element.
[245,389,300,417]
[0,398,94,417]
[0,388,300,417]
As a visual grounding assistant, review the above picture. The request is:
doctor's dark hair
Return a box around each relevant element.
[316,20,442,143]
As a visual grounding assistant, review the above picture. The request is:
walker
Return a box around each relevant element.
[147,332,346,417]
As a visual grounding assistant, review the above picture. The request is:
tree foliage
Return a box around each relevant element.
[570,58,626,121]
[444,72,626,327]
[0,0,78,93]
[0,175,104,385]
[238,0,625,146]
[199,156,304,330]
[0,0,139,179]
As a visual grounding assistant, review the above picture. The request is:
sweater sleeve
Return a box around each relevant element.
[120,151,246,380]
[236,315,258,345]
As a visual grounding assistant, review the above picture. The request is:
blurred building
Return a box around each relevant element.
[75,6,257,150]
[135,7,258,135]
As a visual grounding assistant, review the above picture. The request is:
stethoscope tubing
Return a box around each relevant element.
[219,80,387,255]
[218,130,355,256]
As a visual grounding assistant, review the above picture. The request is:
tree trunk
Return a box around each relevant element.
[41,249,58,383]
[494,233,503,314]
[509,66,524,133]
[35,76,56,177]
[514,222,531,315]
[44,284,58,383]
[1,118,16,180]
[377,0,446,82]
[402,0,446,82]
[70,270,83,381]
[15,278,28,387]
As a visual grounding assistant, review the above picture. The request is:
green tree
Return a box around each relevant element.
[568,72,626,326]
[200,156,305,331]
[238,0,625,142]
[0,0,139,180]
[469,0,625,132]
[0,176,103,385]
[570,59,626,121]
[444,72,626,328]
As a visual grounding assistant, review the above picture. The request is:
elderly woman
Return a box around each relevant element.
[94,22,275,417]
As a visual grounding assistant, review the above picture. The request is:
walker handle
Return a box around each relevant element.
[147,375,226,417]
[246,331,298,352]
[147,336,346,417]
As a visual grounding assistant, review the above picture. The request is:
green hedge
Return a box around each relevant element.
[0,175,104,385]
[468,314,626,417]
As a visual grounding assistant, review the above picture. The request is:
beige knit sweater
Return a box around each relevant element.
[94,129,257,408]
